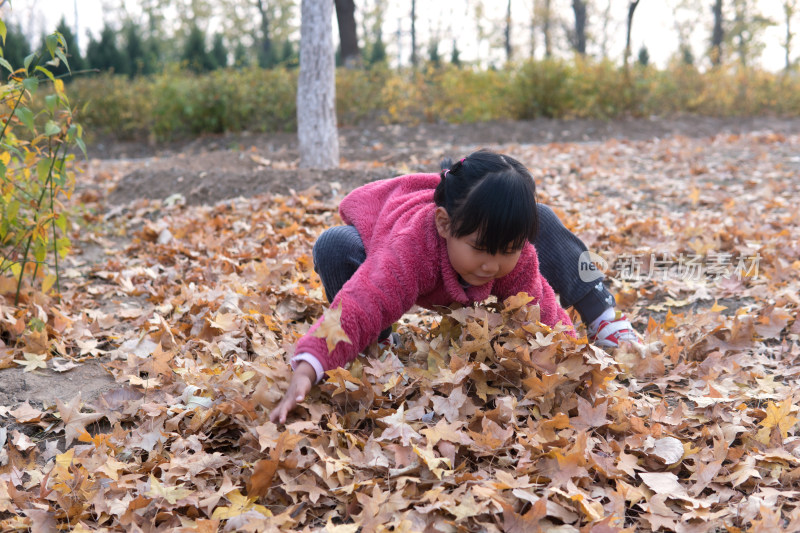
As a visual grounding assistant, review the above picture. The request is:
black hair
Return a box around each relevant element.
[434,149,538,255]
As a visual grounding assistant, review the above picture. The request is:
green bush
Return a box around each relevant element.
[1,27,85,304]
[67,59,800,143]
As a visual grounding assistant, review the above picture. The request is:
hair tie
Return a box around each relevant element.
[459,158,465,163]
[443,169,450,178]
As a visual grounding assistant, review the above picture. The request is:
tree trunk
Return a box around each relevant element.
[786,1,794,71]
[411,0,417,67]
[544,0,552,57]
[255,0,273,66]
[298,0,339,169]
[734,1,746,67]
[711,0,724,66]
[335,0,360,67]
[505,0,512,62]
[623,0,640,69]
[572,0,587,55]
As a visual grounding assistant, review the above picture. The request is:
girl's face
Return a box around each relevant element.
[434,207,523,286]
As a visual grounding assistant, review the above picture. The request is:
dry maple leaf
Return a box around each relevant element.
[444,492,484,521]
[420,419,474,447]
[55,393,104,446]
[757,398,799,443]
[211,490,271,520]
[13,352,47,372]
[146,474,194,505]
[8,402,44,424]
[311,301,352,352]
[431,387,468,422]
[378,404,422,446]
[500,498,547,533]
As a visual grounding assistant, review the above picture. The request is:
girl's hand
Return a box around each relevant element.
[269,361,316,424]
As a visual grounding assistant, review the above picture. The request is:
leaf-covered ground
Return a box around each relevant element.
[1,128,799,532]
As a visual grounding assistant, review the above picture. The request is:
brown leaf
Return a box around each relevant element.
[247,458,279,499]
[56,393,104,446]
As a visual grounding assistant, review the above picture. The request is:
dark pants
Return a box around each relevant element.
[312,205,614,328]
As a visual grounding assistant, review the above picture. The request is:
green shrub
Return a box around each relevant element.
[66,59,800,143]
[0,27,85,304]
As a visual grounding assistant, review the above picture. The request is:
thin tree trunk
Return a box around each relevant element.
[786,2,793,71]
[711,0,724,66]
[335,0,360,67]
[298,0,339,169]
[529,8,535,59]
[505,0,512,62]
[624,0,640,69]
[544,0,552,57]
[255,0,272,66]
[735,2,746,67]
[572,0,587,55]
[411,0,417,67]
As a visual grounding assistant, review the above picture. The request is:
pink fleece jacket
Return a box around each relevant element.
[294,173,573,373]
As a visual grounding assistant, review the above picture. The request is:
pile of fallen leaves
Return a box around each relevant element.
[0,130,799,532]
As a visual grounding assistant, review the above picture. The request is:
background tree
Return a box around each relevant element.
[571,0,587,55]
[211,33,228,68]
[542,0,553,57]
[234,42,250,67]
[86,24,125,73]
[727,0,773,68]
[361,1,387,66]
[784,0,799,70]
[411,0,418,67]
[623,0,640,69]
[672,0,700,65]
[277,39,298,67]
[334,0,360,67]
[183,24,216,72]
[637,44,649,66]
[711,0,724,66]
[598,0,613,59]
[450,39,461,66]
[121,21,147,76]
[297,0,339,169]
[428,39,441,66]
[505,0,512,62]
[254,0,276,67]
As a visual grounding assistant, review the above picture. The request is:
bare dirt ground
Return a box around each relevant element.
[3,115,799,427]
[97,116,800,206]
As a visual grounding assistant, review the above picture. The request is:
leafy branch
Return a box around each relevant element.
[0,23,85,304]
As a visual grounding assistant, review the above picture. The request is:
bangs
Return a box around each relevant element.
[450,172,538,255]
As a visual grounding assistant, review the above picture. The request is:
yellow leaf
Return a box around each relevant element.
[759,399,798,442]
[42,274,57,294]
[413,443,452,479]
[10,263,21,281]
[710,299,728,313]
[211,490,271,520]
[311,301,351,352]
[689,187,700,206]
[146,474,194,505]
[55,448,75,470]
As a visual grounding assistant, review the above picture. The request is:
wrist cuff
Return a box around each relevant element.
[291,352,325,383]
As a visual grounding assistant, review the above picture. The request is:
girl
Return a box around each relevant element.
[270,149,637,423]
